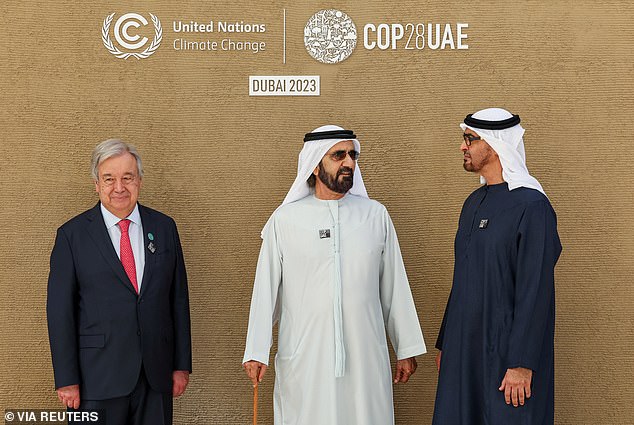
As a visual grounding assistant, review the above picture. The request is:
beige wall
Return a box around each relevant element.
[1,1,633,423]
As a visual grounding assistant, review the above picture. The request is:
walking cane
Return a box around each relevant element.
[253,383,258,425]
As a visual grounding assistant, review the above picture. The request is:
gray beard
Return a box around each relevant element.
[463,148,493,173]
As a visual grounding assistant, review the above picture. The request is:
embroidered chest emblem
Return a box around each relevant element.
[479,219,489,229]
[319,229,331,239]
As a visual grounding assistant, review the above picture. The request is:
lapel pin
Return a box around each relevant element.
[148,232,154,241]
[148,241,156,253]
[479,219,489,229]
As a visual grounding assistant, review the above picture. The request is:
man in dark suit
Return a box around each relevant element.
[47,139,192,424]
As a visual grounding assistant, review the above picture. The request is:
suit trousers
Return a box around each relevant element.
[69,368,173,425]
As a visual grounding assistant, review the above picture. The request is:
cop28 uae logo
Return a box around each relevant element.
[102,13,162,60]
[304,9,357,64]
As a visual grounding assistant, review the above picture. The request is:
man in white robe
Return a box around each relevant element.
[242,125,427,425]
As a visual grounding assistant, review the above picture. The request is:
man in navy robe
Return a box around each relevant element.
[433,108,562,425]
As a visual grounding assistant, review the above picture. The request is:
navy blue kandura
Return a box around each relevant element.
[433,183,561,425]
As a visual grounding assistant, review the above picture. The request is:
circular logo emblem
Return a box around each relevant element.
[102,13,162,60]
[304,9,357,64]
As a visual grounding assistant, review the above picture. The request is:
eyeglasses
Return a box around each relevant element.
[329,150,360,161]
[100,174,138,187]
[462,133,481,147]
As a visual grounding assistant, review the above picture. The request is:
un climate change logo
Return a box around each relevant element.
[102,13,162,60]
[304,9,357,64]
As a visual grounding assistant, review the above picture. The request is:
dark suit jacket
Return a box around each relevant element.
[47,202,192,400]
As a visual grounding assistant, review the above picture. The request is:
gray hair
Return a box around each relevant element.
[91,139,143,180]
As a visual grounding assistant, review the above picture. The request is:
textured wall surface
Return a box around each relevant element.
[1,1,633,424]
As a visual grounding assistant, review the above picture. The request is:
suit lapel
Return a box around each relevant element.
[86,203,138,295]
[139,204,156,297]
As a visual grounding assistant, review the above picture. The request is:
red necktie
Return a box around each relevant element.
[118,219,139,294]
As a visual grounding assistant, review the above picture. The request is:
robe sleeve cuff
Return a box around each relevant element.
[506,359,538,373]
[242,351,270,366]
[396,343,427,360]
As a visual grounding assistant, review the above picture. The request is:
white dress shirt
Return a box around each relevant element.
[100,203,146,290]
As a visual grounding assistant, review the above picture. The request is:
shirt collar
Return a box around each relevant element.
[100,203,141,230]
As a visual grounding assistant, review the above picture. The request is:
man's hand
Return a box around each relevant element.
[393,357,417,384]
[56,384,80,409]
[435,351,442,372]
[172,370,190,398]
[243,361,267,387]
[499,367,533,407]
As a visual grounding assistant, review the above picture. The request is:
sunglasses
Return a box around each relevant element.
[462,133,482,146]
[329,149,360,161]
